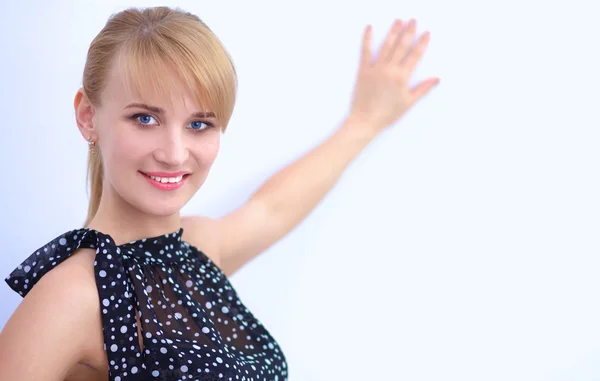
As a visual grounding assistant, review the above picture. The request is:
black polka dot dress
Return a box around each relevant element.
[5,228,288,381]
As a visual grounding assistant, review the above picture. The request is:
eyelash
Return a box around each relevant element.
[129,113,215,132]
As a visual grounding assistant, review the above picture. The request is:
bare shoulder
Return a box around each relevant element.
[0,248,101,381]
[181,215,222,266]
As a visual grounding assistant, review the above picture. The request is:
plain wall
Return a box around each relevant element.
[0,0,599,380]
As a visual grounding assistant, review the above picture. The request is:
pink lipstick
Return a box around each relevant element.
[139,171,190,191]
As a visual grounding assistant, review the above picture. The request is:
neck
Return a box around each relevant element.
[86,184,182,245]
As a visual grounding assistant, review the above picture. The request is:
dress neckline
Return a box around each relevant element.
[83,227,185,249]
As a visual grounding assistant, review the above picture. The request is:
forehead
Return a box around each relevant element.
[101,59,209,113]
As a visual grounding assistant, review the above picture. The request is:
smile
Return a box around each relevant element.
[140,171,190,191]
[149,174,183,183]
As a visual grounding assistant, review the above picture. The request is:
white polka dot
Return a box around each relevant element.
[185,280,193,287]
[160,347,167,354]
[120,326,128,333]
[99,270,107,277]
[221,306,229,313]
[131,366,138,374]
[181,365,188,372]
[152,370,160,377]
[103,299,110,307]
[202,327,210,334]
[59,238,67,245]
[110,344,118,352]
[206,302,212,309]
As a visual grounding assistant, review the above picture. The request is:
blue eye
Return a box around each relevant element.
[134,114,156,125]
[189,121,212,131]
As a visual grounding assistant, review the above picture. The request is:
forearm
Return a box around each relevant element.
[250,117,378,229]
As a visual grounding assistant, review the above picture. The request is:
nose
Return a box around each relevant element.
[153,128,189,168]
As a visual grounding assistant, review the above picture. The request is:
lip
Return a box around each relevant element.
[142,171,190,177]
[139,171,190,191]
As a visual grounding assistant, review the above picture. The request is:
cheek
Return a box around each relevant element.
[101,125,145,174]
[193,133,221,166]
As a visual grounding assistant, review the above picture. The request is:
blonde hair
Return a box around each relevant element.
[81,6,237,227]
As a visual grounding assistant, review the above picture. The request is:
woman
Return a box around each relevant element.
[0,6,438,381]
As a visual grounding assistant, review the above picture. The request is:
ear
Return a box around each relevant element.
[74,87,96,141]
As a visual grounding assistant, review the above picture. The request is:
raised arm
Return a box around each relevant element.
[0,250,100,381]
[184,19,439,276]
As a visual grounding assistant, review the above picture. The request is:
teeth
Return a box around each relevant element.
[149,175,184,183]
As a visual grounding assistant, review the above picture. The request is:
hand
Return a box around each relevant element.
[347,19,439,134]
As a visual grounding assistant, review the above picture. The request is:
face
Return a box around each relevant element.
[77,65,221,218]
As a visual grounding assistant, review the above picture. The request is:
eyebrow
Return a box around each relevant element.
[124,103,215,118]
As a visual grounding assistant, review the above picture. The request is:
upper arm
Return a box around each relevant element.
[0,250,100,381]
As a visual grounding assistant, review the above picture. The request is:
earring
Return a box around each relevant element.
[87,137,96,153]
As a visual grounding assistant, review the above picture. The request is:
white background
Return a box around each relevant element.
[1,0,599,380]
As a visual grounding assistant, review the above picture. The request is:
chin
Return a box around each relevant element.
[128,188,192,217]
[138,198,186,217]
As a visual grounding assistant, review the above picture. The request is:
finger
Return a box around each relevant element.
[391,19,417,64]
[360,24,373,66]
[377,19,403,65]
[409,77,440,103]
[401,31,431,75]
